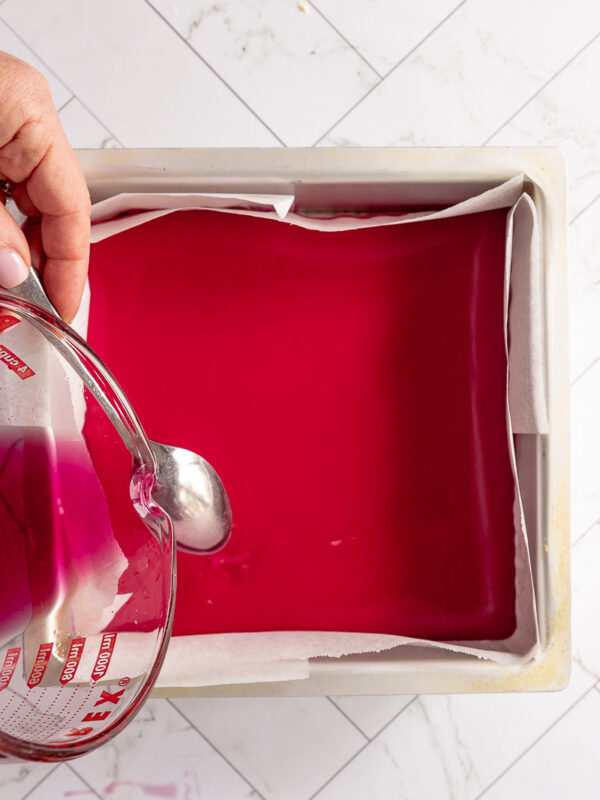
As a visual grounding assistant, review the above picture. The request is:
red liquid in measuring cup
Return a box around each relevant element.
[0,426,75,646]
[87,208,517,641]
[0,424,164,649]
[0,424,169,751]
[0,429,34,643]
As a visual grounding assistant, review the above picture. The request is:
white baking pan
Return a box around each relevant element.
[77,148,569,696]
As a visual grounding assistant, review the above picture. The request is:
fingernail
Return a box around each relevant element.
[0,248,29,288]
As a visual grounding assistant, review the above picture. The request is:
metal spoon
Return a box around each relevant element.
[9,269,232,554]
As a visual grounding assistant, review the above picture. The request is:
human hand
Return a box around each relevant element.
[0,51,90,322]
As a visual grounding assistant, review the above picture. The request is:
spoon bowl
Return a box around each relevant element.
[151,441,232,553]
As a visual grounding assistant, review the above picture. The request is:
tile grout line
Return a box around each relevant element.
[56,94,76,114]
[143,0,286,147]
[166,698,267,800]
[311,0,467,146]
[65,763,103,799]
[308,696,420,799]
[379,0,467,81]
[17,763,61,800]
[475,684,598,800]
[571,352,600,387]
[308,739,371,799]
[482,30,600,145]
[0,17,125,147]
[62,96,124,147]
[367,698,417,739]
[308,1,383,78]
[311,77,382,147]
[573,517,600,547]
[326,697,371,741]
[570,191,600,226]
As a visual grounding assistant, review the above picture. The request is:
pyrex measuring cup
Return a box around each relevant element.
[0,287,175,761]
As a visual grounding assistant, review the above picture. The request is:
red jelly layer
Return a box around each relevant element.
[87,208,516,641]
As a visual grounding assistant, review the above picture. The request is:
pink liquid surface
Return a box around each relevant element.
[85,208,518,641]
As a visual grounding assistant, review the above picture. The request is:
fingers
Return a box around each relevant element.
[11,181,40,218]
[26,136,90,322]
[0,53,90,322]
[0,202,30,288]
[40,250,88,324]
[21,216,43,270]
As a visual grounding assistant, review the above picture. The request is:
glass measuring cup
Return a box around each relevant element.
[0,288,175,762]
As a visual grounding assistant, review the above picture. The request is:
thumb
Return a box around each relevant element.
[0,202,31,288]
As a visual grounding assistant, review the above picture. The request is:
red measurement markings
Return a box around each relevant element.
[42,685,94,744]
[11,687,49,734]
[0,342,35,379]
[28,688,68,741]
[0,648,21,691]
[47,684,129,744]
[27,643,53,688]
[59,638,86,685]
[0,316,20,333]
[91,633,117,682]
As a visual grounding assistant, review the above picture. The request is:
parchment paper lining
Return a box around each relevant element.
[0,178,546,686]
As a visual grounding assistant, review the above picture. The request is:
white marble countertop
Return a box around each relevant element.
[0,2,598,798]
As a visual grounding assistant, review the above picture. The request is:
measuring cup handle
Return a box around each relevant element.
[9,269,57,316]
